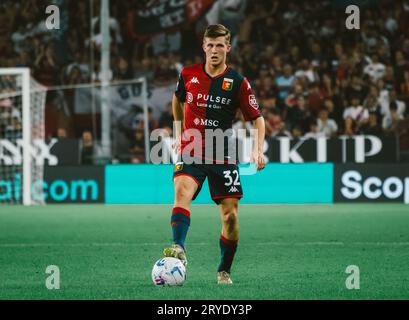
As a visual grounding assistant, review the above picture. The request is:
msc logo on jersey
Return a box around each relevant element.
[222,78,233,91]
[193,118,219,127]
[249,95,259,109]
[174,162,184,172]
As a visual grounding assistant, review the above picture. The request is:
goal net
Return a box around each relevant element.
[0,68,46,205]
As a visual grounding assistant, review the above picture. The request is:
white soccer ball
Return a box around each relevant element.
[152,257,186,286]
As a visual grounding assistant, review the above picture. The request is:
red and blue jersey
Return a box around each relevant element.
[175,63,261,163]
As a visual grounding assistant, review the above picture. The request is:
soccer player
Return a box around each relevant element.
[163,24,265,284]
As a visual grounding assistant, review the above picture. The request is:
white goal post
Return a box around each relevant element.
[0,68,46,206]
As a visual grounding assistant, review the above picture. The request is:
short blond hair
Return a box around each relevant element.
[203,24,231,44]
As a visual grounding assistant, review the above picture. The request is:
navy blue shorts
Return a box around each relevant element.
[173,161,243,204]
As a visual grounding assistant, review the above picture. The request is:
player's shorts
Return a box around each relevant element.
[173,160,243,205]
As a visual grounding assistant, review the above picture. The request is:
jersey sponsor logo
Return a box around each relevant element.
[193,118,219,127]
[187,92,193,103]
[196,94,231,105]
[222,78,233,91]
[174,162,184,172]
[249,94,259,110]
[228,186,239,193]
[190,77,200,84]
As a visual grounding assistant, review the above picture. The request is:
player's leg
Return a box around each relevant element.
[206,164,243,284]
[217,198,239,284]
[164,163,205,265]
[170,175,198,249]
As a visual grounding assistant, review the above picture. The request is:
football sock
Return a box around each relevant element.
[171,207,190,250]
[217,234,238,273]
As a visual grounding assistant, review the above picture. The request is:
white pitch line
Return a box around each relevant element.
[1,241,409,248]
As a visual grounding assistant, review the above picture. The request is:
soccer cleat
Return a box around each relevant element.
[217,271,233,285]
[163,244,188,266]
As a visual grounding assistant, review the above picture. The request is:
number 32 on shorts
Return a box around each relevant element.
[223,170,240,186]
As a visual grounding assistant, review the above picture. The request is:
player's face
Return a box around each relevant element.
[203,36,231,68]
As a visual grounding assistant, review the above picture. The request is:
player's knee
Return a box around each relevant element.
[175,184,195,202]
[221,200,238,214]
[221,209,238,226]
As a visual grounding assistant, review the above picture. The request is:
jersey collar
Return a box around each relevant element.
[202,63,230,80]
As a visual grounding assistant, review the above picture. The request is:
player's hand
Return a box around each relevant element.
[251,150,265,171]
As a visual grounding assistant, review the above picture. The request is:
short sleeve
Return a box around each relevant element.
[238,77,261,121]
[174,71,186,102]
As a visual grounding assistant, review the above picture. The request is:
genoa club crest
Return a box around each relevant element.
[222,78,233,91]
[174,162,183,172]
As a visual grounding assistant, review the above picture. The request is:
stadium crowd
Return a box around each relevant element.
[1,0,409,163]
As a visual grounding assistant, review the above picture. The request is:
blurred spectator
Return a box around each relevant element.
[379,88,407,118]
[295,59,318,83]
[320,73,334,98]
[317,108,338,138]
[291,125,304,139]
[343,116,356,136]
[304,119,325,139]
[285,95,309,132]
[382,102,404,135]
[276,64,295,102]
[261,108,287,138]
[113,56,132,80]
[343,96,369,135]
[363,92,381,118]
[57,128,68,139]
[34,43,58,86]
[307,82,325,116]
[345,74,368,103]
[364,54,386,82]
[360,112,383,136]
[80,130,95,165]
[64,51,91,83]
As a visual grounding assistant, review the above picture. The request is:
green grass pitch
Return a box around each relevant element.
[0,204,409,300]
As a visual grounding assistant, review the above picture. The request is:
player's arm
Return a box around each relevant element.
[251,116,266,171]
[172,93,184,150]
[238,78,266,171]
[173,70,187,151]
